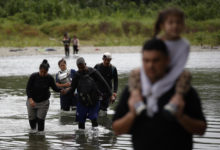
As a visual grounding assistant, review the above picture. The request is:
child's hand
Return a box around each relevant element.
[128,90,143,115]
[169,93,185,118]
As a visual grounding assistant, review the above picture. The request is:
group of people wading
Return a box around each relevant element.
[26,7,207,150]
[26,52,118,131]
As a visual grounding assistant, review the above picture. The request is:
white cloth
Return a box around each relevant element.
[141,38,190,117]
[57,69,71,84]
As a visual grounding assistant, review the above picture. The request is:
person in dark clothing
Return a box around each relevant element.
[112,39,206,150]
[63,32,71,57]
[94,52,118,116]
[64,57,112,129]
[56,58,77,111]
[26,59,62,132]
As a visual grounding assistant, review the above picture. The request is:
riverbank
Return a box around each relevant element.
[0,45,219,57]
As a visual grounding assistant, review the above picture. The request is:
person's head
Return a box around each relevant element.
[154,7,185,40]
[102,52,112,66]
[64,32,68,37]
[58,58,67,71]
[73,35,77,39]
[142,38,170,83]
[76,57,86,72]
[39,59,50,77]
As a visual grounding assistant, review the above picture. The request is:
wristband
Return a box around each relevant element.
[134,101,146,115]
[164,103,178,115]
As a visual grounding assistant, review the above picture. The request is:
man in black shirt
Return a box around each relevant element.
[65,57,112,129]
[112,39,206,150]
[94,52,118,116]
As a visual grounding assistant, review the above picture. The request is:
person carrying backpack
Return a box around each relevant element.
[63,57,112,129]
[94,52,118,116]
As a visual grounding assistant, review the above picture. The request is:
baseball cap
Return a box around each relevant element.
[103,52,112,59]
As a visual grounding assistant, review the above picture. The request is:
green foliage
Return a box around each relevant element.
[0,0,219,46]
[0,0,219,23]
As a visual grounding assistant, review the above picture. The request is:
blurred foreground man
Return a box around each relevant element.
[112,39,206,150]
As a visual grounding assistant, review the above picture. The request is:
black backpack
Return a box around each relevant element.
[77,71,99,107]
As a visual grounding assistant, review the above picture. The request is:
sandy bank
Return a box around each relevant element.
[0,45,219,57]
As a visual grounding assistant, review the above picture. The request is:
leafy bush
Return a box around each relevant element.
[0,0,219,46]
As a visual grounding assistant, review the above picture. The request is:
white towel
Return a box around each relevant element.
[141,38,190,117]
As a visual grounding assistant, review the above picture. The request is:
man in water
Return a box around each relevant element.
[64,57,112,129]
[112,39,206,150]
[94,52,118,116]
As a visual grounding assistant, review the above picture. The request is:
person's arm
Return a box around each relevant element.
[56,82,71,88]
[26,73,36,107]
[169,91,207,135]
[177,114,206,135]
[26,74,34,99]
[77,39,80,46]
[64,73,78,95]
[113,111,136,135]
[112,89,143,135]
[49,75,61,92]
[55,73,71,88]
[112,67,118,100]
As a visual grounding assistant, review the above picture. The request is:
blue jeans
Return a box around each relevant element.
[76,101,100,123]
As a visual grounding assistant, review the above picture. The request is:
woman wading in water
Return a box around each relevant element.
[26,59,62,132]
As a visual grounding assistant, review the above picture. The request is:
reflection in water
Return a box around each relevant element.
[59,111,76,125]
[190,69,220,150]
[0,65,220,148]
[26,133,49,150]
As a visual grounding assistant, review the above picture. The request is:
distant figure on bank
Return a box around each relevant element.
[26,59,62,132]
[63,57,112,129]
[56,58,77,111]
[94,52,118,116]
[63,32,71,57]
[72,35,79,54]
[112,39,206,150]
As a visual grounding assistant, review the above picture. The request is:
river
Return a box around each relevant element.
[0,51,220,149]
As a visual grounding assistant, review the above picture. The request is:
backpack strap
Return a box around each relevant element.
[95,63,102,71]
[111,64,116,76]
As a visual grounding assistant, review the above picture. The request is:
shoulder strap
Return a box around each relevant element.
[111,64,116,76]
[96,63,102,71]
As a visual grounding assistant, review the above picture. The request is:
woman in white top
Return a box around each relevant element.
[56,58,77,111]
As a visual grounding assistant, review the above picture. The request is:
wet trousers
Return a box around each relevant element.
[26,100,49,131]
